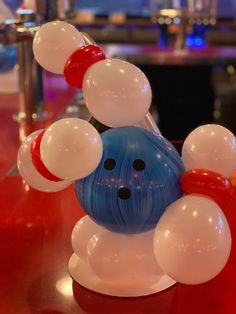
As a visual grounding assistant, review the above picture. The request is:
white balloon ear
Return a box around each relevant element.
[33,21,85,74]
[182,124,236,177]
[40,118,103,180]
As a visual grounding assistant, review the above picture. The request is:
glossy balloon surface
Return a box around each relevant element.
[182,124,236,177]
[87,228,163,284]
[153,195,231,285]
[181,169,234,208]
[17,130,71,192]
[75,127,184,233]
[71,216,103,257]
[40,118,103,180]
[82,59,152,127]
[33,21,85,74]
[31,129,62,182]
[64,44,106,89]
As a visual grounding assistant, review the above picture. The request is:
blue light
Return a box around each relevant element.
[186,37,194,47]
[186,33,205,48]
[173,17,180,25]
[194,36,204,47]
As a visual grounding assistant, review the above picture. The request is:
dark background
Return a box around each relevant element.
[4,0,236,18]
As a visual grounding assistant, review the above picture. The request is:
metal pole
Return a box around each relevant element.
[12,10,50,121]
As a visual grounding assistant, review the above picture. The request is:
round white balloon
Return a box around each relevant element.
[17,130,72,192]
[182,124,236,177]
[40,118,103,180]
[87,229,162,284]
[33,21,85,74]
[153,194,231,285]
[71,216,103,257]
[82,59,152,127]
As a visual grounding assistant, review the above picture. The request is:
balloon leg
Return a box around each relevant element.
[68,216,175,297]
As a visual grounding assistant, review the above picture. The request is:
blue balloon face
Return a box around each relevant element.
[75,127,184,234]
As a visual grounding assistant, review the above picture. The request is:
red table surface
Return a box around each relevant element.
[0,75,236,314]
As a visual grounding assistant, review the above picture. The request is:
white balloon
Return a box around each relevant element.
[82,59,152,127]
[40,118,103,180]
[69,217,176,296]
[87,229,163,284]
[33,21,85,74]
[71,216,103,257]
[153,195,231,285]
[182,124,236,177]
[17,130,72,192]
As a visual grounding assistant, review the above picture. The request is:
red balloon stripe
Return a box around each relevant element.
[31,130,63,182]
[180,169,234,209]
[64,44,106,89]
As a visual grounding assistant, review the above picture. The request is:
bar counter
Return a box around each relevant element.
[0,71,236,314]
[104,45,236,65]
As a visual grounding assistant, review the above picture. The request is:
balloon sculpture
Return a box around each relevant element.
[17,21,233,297]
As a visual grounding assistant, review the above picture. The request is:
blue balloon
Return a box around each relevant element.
[75,127,184,234]
[0,44,17,73]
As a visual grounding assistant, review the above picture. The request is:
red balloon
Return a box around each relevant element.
[180,169,234,209]
[64,44,106,89]
[31,130,63,182]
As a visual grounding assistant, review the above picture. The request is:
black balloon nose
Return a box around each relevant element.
[118,187,131,200]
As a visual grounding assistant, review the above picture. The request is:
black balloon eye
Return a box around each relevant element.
[133,159,145,171]
[104,158,116,170]
[118,187,131,200]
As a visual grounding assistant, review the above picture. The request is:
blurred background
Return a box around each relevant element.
[4,0,236,17]
[1,0,236,141]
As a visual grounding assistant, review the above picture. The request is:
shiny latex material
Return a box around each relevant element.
[82,59,152,127]
[71,216,103,257]
[31,129,62,182]
[87,229,163,283]
[33,21,85,74]
[17,130,72,192]
[69,215,175,297]
[180,169,234,209]
[64,44,106,89]
[40,118,103,180]
[2,62,236,313]
[182,124,236,178]
[75,127,184,233]
[153,195,231,285]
